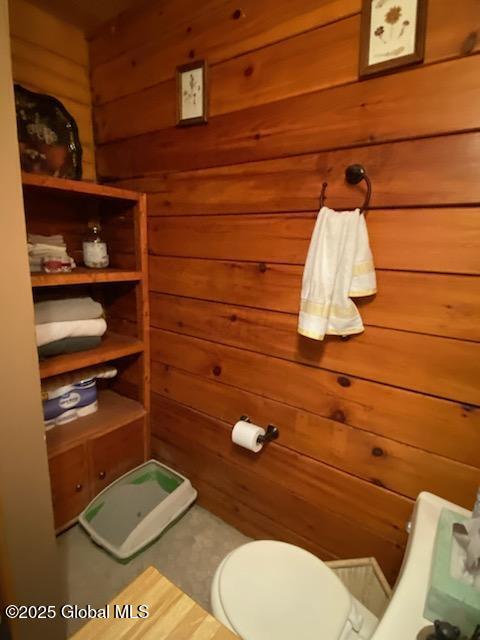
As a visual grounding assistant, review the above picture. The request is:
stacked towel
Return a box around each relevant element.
[38,337,102,358]
[28,233,75,272]
[35,296,106,358]
[35,297,103,324]
[36,319,107,347]
[298,207,376,340]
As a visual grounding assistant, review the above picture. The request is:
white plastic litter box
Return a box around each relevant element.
[79,459,197,561]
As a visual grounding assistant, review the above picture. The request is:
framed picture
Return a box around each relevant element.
[176,60,208,126]
[359,0,428,78]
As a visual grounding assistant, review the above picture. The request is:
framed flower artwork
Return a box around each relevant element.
[176,60,208,126]
[359,0,428,78]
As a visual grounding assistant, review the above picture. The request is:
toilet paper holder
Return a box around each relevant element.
[240,416,279,444]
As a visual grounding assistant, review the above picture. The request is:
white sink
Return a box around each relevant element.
[373,492,471,639]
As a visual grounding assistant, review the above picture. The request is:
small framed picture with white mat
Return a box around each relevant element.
[359,0,428,78]
[176,60,208,126]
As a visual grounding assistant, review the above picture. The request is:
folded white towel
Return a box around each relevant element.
[35,297,103,324]
[28,234,65,247]
[29,244,68,257]
[28,234,77,273]
[298,207,376,340]
[35,318,107,347]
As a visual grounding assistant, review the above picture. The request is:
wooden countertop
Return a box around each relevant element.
[70,566,236,639]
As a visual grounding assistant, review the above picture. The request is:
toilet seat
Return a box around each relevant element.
[213,541,366,640]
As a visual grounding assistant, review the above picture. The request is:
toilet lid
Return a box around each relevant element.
[218,541,354,640]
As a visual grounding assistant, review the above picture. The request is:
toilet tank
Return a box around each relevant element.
[373,492,471,640]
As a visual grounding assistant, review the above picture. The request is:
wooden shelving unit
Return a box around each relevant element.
[22,171,140,202]
[31,268,142,287]
[47,390,146,456]
[39,333,144,378]
[23,172,150,531]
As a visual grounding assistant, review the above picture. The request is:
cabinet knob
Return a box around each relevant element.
[75,483,83,492]
[99,471,106,480]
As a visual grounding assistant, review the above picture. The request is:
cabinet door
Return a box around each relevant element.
[49,444,90,530]
[89,418,145,495]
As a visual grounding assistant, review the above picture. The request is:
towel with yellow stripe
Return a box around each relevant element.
[298,207,376,340]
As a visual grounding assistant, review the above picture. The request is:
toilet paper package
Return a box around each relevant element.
[43,378,98,428]
[232,420,265,453]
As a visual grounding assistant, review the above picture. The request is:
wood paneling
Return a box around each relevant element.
[426,0,480,61]
[151,400,410,545]
[90,0,361,100]
[154,434,405,584]
[149,257,480,340]
[94,15,360,143]
[91,0,480,575]
[9,0,88,64]
[151,394,408,581]
[150,329,479,472]
[94,1,480,144]
[149,209,480,274]
[10,37,91,104]
[91,0,480,108]
[150,294,480,403]
[143,134,480,214]
[176,463,339,562]
[151,363,480,500]
[9,0,96,180]
[24,0,143,34]
[96,56,480,176]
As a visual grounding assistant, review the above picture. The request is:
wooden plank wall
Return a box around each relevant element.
[8,0,96,180]
[89,0,480,581]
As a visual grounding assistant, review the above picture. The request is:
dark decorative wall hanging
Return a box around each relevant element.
[14,84,82,180]
[359,0,428,78]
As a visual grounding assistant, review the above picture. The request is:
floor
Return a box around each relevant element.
[59,505,251,636]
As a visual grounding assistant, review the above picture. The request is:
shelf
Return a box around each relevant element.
[25,167,149,530]
[22,172,140,202]
[39,333,144,379]
[46,390,146,456]
[31,268,142,287]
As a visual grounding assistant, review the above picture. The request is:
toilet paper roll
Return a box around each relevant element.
[232,420,265,453]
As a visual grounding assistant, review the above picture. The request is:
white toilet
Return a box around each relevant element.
[211,540,378,640]
[211,492,472,640]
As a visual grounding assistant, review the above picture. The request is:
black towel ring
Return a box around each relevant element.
[319,164,372,215]
[319,181,328,208]
[345,164,372,215]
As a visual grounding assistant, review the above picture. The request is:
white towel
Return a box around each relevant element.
[298,207,376,340]
[35,297,103,325]
[29,244,68,258]
[28,234,65,247]
[35,318,107,347]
